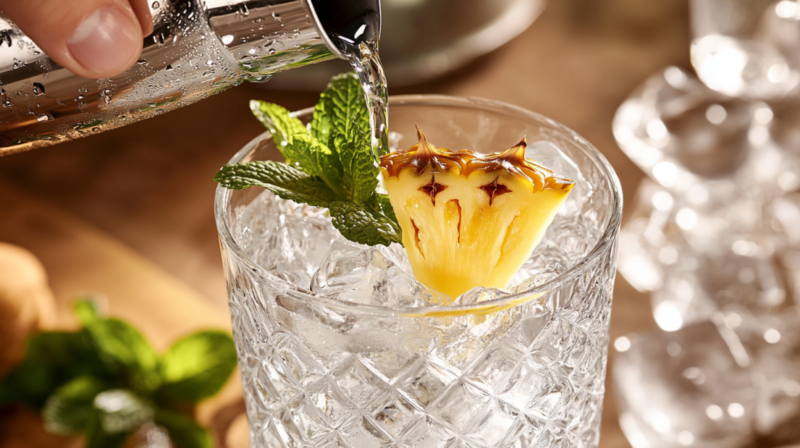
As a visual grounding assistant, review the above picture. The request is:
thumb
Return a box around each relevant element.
[0,0,147,79]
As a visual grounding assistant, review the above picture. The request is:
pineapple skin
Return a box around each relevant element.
[381,160,572,299]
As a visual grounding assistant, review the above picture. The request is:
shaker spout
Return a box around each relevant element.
[307,0,381,58]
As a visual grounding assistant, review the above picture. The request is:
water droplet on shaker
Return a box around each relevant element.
[37,114,51,122]
[0,31,11,48]
[33,82,45,96]
[151,1,160,8]
[268,49,276,55]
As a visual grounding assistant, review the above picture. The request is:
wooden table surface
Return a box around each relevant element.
[0,1,691,446]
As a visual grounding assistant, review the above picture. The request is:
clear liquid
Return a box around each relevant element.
[341,41,390,162]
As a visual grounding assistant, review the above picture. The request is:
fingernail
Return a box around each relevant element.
[68,7,141,75]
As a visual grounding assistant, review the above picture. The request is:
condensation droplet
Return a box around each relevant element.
[151,1,160,8]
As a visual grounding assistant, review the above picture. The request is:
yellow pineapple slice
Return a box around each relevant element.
[379,127,575,299]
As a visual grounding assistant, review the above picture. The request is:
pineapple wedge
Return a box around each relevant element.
[379,127,575,299]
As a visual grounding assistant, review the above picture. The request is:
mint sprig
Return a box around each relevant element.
[215,72,401,246]
[0,298,237,448]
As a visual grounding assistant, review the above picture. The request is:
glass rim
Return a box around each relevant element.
[214,94,623,317]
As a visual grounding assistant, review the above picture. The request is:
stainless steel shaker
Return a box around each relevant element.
[0,0,380,155]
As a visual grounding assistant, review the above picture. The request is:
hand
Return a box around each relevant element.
[0,0,153,79]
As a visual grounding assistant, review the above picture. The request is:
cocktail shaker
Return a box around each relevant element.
[0,0,380,155]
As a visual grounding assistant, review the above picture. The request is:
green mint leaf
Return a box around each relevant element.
[159,330,237,402]
[155,409,213,448]
[328,201,402,246]
[94,389,154,433]
[284,133,344,195]
[249,100,308,155]
[1,331,115,409]
[338,126,379,205]
[375,193,399,234]
[85,412,129,448]
[85,319,160,393]
[322,73,369,138]
[0,357,54,409]
[214,161,339,208]
[310,100,332,147]
[73,298,103,326]
[42,376,108,436]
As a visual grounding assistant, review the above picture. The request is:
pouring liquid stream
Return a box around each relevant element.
[337,39,390,163]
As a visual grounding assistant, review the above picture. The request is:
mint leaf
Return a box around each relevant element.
[375,193,399,232]
[220,72,403,249]
[159,330,237,402]
[155,409,213,448]
[85,412,129,448]
[284,134,344,196]
[328,201,402,246]
[43,376,108,436]
[214,161,339,207]
[73,299,102,326]
[85,319,160,393]
[310,100,332,147]
[249,100,308,155]
[94,389,154,433]
[1,331,114,409]
[322,73,369,138]
[338,126,379,205]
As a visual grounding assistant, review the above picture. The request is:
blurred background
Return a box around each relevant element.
[7,0,800,446]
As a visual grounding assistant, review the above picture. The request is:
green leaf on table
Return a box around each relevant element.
[249,101,308,156]
[73,299,103,326]
[94,389,154,434]
[85,319,160,393]
[42,376,108,436]
[328,201,402,246]
[155,409,213,448]
[0,331,114,409]
[85,411,129,448]
[159,330,237,402]
[214,161,339,208]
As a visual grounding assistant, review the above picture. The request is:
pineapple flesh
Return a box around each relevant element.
[379,127,575,299]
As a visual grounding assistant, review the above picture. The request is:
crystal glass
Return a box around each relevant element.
[215,95,622,447]
[691,0,800,99]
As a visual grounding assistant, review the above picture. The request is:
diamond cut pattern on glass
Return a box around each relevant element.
[399,358,459,407]
[432,381,491,431]
[371,390,421,438]
[226,227,617,447]
[331,355,386,408]
[464,399,519,446]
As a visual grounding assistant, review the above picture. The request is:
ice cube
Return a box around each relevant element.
[312,243,445,308]
[255,201,340,289]
[526,140,587,218]
[613,321,758,448]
